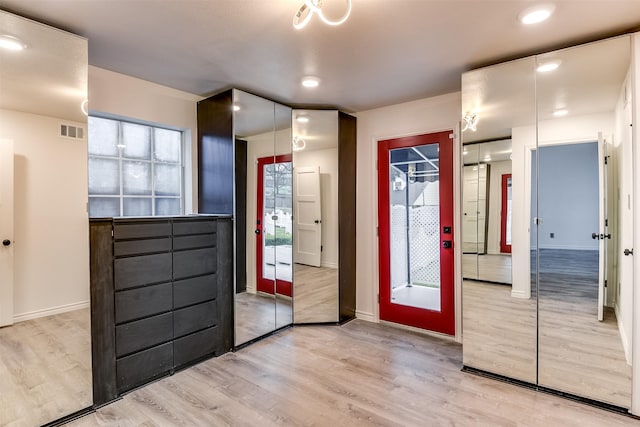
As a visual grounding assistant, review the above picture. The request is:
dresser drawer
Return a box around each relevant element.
[114,221,171,240]
[174,327,218,368]
[115,312,173,358]
[173,234,216,251]
[115,253,172,290]
[173,219,217,236]
[114,237,172,257]
[173,300,217,338]
[115,283,173,324]
[172,248,217,280]
[116,342,173,393]
[173,274,217,309]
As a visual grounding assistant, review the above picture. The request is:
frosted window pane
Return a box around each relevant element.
[88,158,119,195]
[155,198,180,216]
[123,198,152,216]
[154,128,181,162]
[88,117,118,157]
[122,123,151,159]
[155,163,181,196]
[89,197,120,217]
[123,161,151,195]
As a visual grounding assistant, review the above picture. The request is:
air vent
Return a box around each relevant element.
[60,123,84,140]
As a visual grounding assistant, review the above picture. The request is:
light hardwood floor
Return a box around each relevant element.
[293,263,338,323]
[66,320,637,426]
[0,308,92,427]
[235,292,292,346]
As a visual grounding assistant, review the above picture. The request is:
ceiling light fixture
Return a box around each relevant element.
[293,0,352,30]
[0,34,26,51]
[81,100,89,116]
[537,60,561,72]
[301,76,320,88]
[519,4,555,25]
[462,112,479,132]
[293,136,307,151]
[553,109,568,117]
[296,116,310,123]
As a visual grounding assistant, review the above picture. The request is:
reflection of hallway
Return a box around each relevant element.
[0,309,91,427]
[293,264,338,323]
[462,253,512,284]
[235,292,292,345]
[537,249,631,408]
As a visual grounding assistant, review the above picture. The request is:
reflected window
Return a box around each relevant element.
[88,116,184,217]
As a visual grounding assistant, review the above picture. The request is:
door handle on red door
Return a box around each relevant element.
[2,239,10,246]
[254,229,260,235]
[442,240,452,248]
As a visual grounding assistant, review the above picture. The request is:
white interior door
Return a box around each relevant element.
[294,166,321,267]
[0,139,14,327]
[462,166,479,252]
[597,133,607,321]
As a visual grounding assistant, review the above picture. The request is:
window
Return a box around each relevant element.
[88,116,183,217]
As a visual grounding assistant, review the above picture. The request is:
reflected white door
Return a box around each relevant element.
[462,166,479,252]
[0,139,14,327]
[597,133,607,321]
[294,166,321,267]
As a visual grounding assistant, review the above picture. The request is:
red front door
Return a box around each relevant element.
[256,154,292,297]
[500,173,512,254]
[377,131,455,335]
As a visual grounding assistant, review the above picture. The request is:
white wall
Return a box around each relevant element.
[354,92,462,339]
[486,160,512,254]
[0,109,89,320]
[88,66,202,213]
[293,147,339,268]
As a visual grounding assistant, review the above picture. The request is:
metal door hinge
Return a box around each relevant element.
[604,156,609,165]
[377,294,380,303]
[449,133,455,140]
[604,280,608,288]
[376,226,379,237]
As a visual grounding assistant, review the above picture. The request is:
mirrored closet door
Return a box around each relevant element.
[462,34,633,410]
[0,10,92,425]
[233,89,293,346]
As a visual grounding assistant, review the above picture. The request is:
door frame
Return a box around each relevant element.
[500,173,513,254]
[377,130,455,335]
[0,139,14,327]
[256,154,292,297]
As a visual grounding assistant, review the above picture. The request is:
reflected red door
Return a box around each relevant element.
[256,154,292,297]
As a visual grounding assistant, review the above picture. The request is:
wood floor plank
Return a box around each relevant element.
[67,320,637,427]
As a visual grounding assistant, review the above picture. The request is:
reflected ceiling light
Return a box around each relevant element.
[293,0,352,30]
[537,60,561,73]
[463,150,468,156]
[301,76,320,88]
[0,34,26,51]
[296,115,309,123]
[81,99,89,116]
[293,136,307,151]
[462,112,479,132]
[553,109,568,117]
[484,156,492,162]
[519,4,555,25]
[233,104,241,111]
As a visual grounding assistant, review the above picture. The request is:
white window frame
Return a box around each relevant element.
[88,115,185,217]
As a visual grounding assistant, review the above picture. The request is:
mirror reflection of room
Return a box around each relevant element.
[0,10,92,426]
[292,110,340,323]
[462,139,513,285]
[234,90,293,345]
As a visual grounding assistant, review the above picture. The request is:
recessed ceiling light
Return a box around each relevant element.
[301,76,320,88]
[0,34,26,51]
[296,116,309,123]
[519,4,555,25]
[537,60,561,73]
[553,109,568,117]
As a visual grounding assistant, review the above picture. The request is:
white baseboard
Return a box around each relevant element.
[615,304,632,366]
[321,261,339,269]
[511,289,531,299]
[13,300,89,323]
[355,310,377,323]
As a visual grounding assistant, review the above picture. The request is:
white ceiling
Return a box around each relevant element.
[0,1,639,113]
